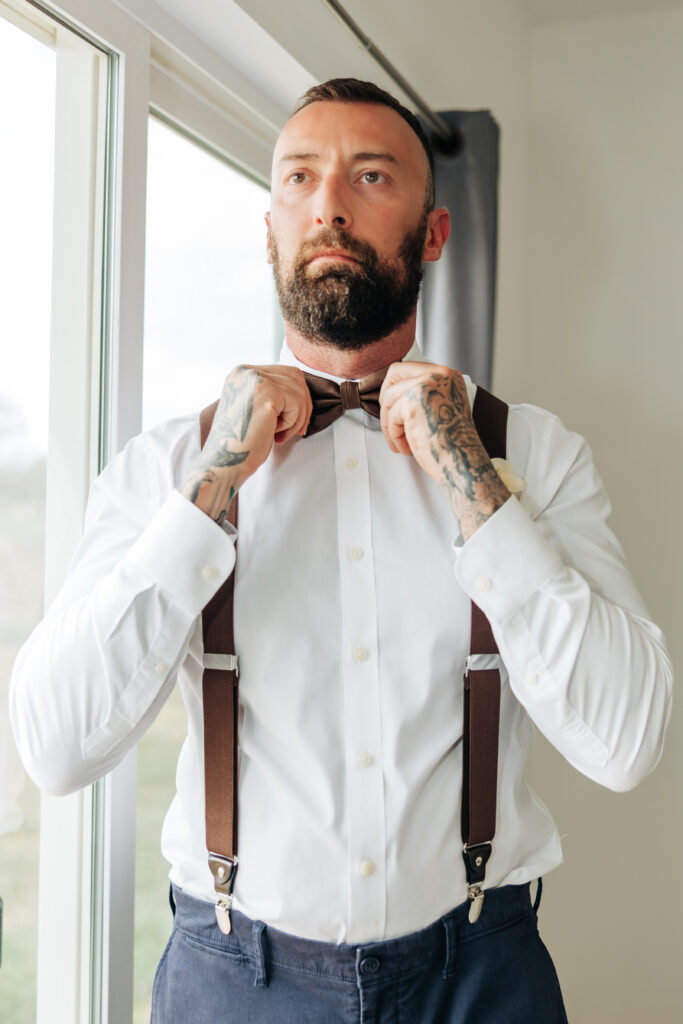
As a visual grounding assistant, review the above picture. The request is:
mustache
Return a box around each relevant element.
[295,229,379,270]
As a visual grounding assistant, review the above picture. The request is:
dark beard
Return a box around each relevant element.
[270,219,427,350]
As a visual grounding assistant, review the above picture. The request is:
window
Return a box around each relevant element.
[2,0,289,1018]
[0,16,55,1020]
[142,116,278,429]
[133,116,276,1021]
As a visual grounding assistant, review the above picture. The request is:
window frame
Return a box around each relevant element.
[6,0,294,1021]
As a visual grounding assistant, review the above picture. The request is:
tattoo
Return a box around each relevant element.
[200,371,257,468]
[183,368,259,519]
[418,375,509,537]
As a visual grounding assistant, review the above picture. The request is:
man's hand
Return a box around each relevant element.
[379,362,510,540]
[180,365,312,523]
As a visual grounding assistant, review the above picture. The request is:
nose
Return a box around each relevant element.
[314,176,352,229]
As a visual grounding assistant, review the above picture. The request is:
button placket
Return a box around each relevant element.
[333,415,386,939]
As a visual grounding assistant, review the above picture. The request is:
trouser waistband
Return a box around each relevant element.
[170,882,538,987]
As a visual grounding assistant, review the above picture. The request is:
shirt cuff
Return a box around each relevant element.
[125,490,236,616]
[453,496,563,622]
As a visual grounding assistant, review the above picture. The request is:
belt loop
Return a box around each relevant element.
[441,913,457,980]
[252,920,268,988]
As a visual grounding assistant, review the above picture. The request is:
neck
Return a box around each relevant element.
[285,314,417,378]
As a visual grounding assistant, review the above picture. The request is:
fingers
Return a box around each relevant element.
[379,362,439,456]
[266,368,313,443]
[379,362,467,462]
[225,364,312,446]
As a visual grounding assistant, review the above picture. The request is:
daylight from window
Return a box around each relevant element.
[1,16,278,1020]
[0,14,55,1022]
[135,118,277,1021]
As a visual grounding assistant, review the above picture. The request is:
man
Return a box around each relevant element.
[10,79,672,1023]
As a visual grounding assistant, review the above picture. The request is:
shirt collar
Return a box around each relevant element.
[278,338,427,384]
[276,337,476,414]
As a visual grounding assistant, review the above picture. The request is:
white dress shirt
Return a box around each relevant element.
[10,342,672,943]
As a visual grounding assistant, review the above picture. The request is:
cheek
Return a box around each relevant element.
[268,210,305,259]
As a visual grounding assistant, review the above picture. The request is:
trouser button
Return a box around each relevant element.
[360,956,380,975]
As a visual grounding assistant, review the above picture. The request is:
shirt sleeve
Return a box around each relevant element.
[9,428,236,796]
[453,412,673,792]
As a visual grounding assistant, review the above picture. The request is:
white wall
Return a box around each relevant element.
[340,0,532,400]
[494,8,682,1022]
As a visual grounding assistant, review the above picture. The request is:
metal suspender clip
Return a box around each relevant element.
[208,853,239,934]
[462,842,492,924]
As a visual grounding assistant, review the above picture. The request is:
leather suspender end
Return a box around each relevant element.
[462,842,493,924]
[208,853,239,935]
[462,841,492,885]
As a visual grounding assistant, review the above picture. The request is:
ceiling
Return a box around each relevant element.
[523,0,683,20]
[122,0,683,116]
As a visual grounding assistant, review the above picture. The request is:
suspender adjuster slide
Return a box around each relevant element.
[203,653,239,676]
[465,653,503,674]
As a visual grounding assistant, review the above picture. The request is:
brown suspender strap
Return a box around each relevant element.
[462,385,508,922]
[198,383,509,933]
[199,401,240,934]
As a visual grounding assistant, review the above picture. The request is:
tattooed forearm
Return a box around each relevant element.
[181,369,260,521]
[420,375,509,539]
[205,368,259,448]
[182,465,241,520]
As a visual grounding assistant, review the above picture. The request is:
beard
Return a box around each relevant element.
[269,216,428,350]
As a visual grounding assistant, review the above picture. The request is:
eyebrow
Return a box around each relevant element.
[278,151,400,165]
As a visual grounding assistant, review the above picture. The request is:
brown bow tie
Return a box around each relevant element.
[303,366,390,437]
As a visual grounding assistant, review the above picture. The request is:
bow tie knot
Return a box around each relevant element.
[340,380,362,411]
[303,366,389,437]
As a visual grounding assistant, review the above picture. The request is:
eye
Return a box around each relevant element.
[359,170,385,185]
[286,171,310,185]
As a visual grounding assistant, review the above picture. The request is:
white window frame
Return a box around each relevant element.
[8,0,297,1021]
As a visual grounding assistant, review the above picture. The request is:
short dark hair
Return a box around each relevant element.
[293,78,435,210]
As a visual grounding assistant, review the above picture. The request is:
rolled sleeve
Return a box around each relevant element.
[451,434,672,792]
[453,496,563,620]
[9,423,237,795]
[127,490,235,617]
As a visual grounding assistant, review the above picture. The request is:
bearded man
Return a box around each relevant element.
[11,79,671,1024]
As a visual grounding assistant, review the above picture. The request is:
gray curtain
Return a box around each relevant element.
[419,111,500,389]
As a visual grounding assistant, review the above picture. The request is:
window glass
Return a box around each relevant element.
[134,116,275,1022]
[142,116,278,429]
[0,13,55,1022]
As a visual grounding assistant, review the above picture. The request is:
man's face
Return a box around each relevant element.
[266,101,435,350]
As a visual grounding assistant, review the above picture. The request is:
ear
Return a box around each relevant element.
[422,207,450,263]
[265,212,273,265]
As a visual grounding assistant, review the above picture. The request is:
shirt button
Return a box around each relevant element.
[154,660,168,677]
[475,576,493,592]
[352,647,369,663]
[345,457,359,471]
[526,673,540,687]
[347,546,364,561]
[359,956,380,975]
[356,751,374,768]
[360,860,375,878]
[201,565,219,581]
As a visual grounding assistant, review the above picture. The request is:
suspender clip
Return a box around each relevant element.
[463,842,492,924]
[208,853,239,934]
[467,885,485,923]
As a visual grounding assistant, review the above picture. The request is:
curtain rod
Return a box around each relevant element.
[319,0,463,155]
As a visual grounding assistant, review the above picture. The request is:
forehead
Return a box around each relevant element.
[272,100,429,179]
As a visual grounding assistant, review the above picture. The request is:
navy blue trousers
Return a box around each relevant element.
[151,883,568,1023]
